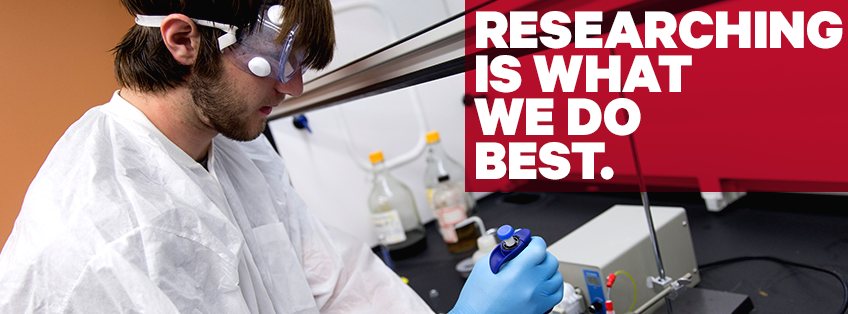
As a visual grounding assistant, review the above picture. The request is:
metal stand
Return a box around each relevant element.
[617,44,677,313]
[640,192,673,314]
[629,126,674,313]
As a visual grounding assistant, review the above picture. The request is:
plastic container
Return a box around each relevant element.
[423,130,477,213]
[432,174,485,253]
[368,151,427,259]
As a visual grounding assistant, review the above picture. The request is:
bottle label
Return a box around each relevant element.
[439,225,458,243]
[438,206,466,225]
[436,206,467,243]
[372,210,407,245]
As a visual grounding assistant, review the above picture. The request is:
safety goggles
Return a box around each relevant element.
[135,5,305,83]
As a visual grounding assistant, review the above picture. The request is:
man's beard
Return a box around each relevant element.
[189,67,266,142]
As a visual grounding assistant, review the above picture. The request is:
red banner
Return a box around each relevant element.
[465,0,848,192]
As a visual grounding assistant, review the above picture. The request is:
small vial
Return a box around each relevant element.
[429,289,444,314]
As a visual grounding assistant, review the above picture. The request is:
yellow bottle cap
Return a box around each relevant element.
[369,151,384,164]
[401,276,409,284]
[425,130,440,144]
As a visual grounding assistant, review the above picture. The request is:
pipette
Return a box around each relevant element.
[488,225,554,314]
[489,225,531,274]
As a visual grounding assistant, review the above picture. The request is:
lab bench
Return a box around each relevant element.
[378,192,848,314]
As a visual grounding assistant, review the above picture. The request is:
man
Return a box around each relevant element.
[0,0,563,313]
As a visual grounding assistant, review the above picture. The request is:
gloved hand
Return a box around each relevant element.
[448,236,564,314]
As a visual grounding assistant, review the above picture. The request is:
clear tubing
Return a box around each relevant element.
[333,1,430,172]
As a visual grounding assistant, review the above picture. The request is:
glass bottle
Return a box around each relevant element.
[423,130,477,213]
[368,150,427,259]
[432,174,485,254]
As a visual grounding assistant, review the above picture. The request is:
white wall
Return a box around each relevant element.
[268,0,474,247]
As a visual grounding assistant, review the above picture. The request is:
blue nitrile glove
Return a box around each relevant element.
[448,236,564,314]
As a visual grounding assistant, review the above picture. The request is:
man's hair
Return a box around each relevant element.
[114,0,335,92]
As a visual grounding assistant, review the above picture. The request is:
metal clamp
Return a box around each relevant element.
[629,273,694,314]
[647,274,692,300]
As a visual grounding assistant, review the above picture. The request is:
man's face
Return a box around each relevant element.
[188,54,303,141]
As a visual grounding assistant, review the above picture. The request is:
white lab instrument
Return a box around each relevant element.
[547,205,700,314]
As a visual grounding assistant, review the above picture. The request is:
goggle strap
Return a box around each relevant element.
[134,15,239,51]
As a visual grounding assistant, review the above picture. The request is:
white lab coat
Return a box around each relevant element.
[0,91,434,314]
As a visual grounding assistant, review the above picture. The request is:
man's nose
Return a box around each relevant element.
[275,71,304,97]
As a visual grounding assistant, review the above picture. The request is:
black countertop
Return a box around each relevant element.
[382,192,848,314]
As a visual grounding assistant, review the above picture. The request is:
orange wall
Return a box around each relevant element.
[0,1,132,248]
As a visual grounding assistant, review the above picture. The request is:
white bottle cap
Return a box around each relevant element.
[471,229,498,264]
[477,230,497,252]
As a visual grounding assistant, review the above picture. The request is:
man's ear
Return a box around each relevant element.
[161,14,201,66]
